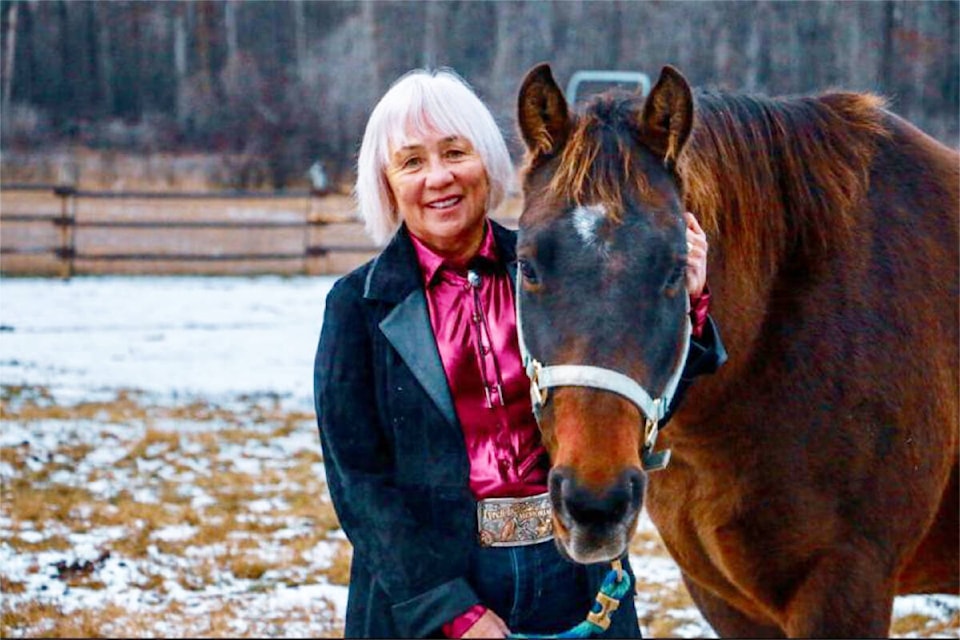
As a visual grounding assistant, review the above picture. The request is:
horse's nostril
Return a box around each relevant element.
[553,468,642,527]
[549,467,571,504]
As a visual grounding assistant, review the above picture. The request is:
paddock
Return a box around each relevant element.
[0,276,956,637]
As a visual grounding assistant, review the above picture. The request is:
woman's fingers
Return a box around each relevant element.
[462,610,510,638]
[684,212,708,298]
[684,210,704,234]
[684,212,707,251]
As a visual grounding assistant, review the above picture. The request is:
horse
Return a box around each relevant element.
[513,63,959,638]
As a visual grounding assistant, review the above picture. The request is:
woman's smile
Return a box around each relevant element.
[426,194,463,210]
[385,126,490,262]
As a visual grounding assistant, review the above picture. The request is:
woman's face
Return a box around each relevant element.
[385,126,490,262]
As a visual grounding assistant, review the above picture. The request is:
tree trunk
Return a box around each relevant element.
[879,1,897,95]
[196,1,214,86]
[361,1,381,93]
[57,0,73,115]
[96,2,114,115]
[225,0,238,60]
[423,0,442,69]
[173,3,188,126]
[292,0,308,81]
[2,0,18,122]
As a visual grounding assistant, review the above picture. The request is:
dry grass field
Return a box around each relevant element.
[1,386,350,638]
[2,382,957,638]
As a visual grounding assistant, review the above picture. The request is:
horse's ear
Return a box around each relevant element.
[518,63,571,159]
[638,66,693,170]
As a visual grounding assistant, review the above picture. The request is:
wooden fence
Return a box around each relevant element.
[0,184,520,278]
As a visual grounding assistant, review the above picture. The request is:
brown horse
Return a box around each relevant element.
[514,63,958,638]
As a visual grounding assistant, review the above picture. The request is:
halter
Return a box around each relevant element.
[515,267,690,471]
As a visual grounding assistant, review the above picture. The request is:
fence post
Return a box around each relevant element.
[53,185,76,280]
[303,192,313,276]
[305,192,326,276]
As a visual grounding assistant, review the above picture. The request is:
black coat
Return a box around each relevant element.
[314,221,726,638]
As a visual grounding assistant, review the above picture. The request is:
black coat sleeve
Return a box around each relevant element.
[662,314,728,424]
[314,277,479,638]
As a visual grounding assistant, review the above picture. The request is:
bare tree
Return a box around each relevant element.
[422,0,443,69]
[2,0,18,125]
[224,0,238,60]
[2,0,956,185]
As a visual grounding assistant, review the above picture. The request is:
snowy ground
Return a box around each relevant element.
[1,276,957,637]
[0,276,329,410]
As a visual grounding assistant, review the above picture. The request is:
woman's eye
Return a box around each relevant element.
[401,156,422,169]
[445,148,466,159]
[519,259,539,285]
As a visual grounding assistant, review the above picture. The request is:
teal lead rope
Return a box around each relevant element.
[509,560,633,639]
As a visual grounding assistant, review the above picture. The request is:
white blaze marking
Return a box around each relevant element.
[571,204,608,248]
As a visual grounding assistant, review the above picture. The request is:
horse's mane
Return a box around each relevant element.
[680,89,889,277]
[547,88,890,279]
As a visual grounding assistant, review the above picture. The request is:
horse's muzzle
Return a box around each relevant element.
[548,465,645,563]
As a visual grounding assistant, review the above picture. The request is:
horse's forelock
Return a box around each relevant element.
[544,96,654,225]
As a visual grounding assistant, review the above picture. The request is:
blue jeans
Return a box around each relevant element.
[468,540,642,637]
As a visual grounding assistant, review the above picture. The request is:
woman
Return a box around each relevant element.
[314,68,725,638]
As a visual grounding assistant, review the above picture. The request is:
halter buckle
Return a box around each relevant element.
[528,359,548,420]
[641,407,672,472]
[643,405,660,448]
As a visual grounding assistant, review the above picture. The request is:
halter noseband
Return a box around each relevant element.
[515,267,689,472]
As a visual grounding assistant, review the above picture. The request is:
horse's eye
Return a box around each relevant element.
[672,264,686,284]
[664,263,686,293]
[519,259,539,285]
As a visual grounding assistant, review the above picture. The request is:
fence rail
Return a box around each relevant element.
[0,184,386,277]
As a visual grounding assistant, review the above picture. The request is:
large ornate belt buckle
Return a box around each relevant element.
[477,492,554,547]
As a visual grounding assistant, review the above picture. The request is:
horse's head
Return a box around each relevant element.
[516,64,694,563]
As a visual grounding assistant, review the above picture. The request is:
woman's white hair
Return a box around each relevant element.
[355,68,515,245]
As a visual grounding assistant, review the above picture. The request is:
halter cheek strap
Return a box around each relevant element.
[515,267,690,471]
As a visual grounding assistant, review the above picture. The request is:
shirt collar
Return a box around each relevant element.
[410,220,500,287]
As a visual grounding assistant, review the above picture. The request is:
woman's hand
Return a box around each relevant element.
[462,609,510,638]
[684,211,708,299]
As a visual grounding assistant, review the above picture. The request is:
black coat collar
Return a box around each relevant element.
[365,220,518,428]
[364,221,518,303]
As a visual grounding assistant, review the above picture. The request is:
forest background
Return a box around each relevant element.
[1,0,958,193]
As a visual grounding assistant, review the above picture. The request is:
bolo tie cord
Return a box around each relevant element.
[468,269,506,409]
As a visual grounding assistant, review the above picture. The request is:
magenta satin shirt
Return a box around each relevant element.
[410,223,550,501]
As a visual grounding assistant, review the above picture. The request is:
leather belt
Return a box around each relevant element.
[477,492,554,547]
